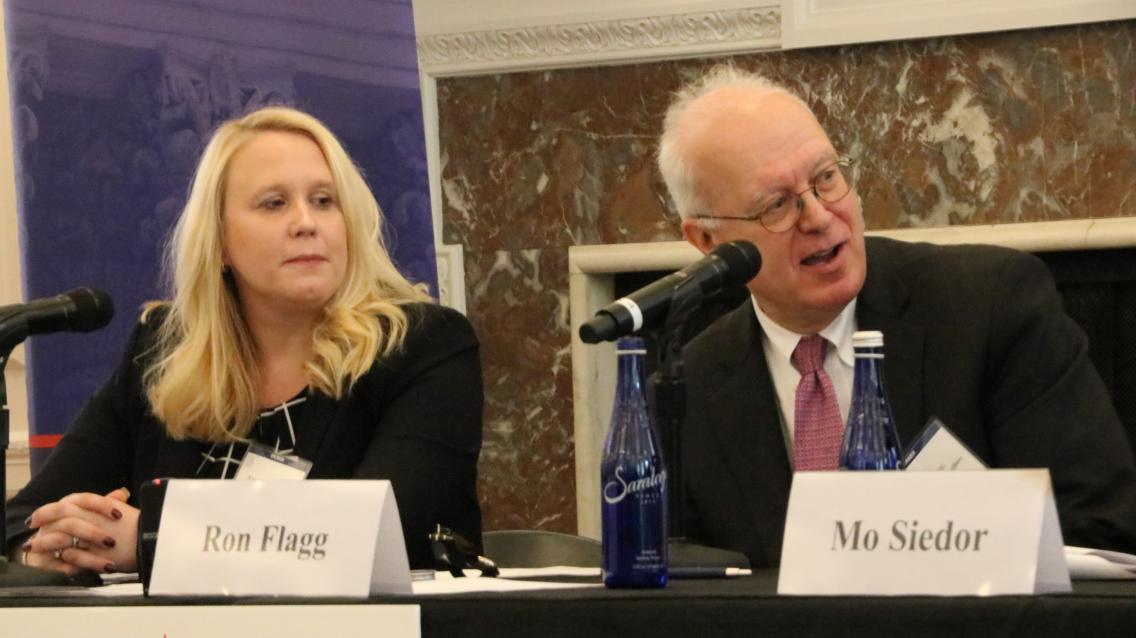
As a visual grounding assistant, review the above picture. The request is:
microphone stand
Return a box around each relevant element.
[0,337,71,586]
[649,280,749,569]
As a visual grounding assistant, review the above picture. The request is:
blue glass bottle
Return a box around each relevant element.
[839,330,904,470]
[601,336,668,588]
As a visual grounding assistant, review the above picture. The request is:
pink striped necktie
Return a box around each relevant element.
[791,335,844,471]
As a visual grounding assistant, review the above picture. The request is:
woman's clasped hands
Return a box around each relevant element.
[21,487,140,575]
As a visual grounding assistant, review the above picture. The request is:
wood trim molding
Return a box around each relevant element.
[435,243,467,313]
[417,5,780,77]
[783,0,1136,50]
[5,445,30,500]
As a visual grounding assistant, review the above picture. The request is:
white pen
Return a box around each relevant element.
[668,567,752,579]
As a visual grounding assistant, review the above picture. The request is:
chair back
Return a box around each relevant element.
[482,530,601,568]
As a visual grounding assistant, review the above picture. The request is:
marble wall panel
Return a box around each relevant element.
[464,247,577,530]
[440,20,1136,533]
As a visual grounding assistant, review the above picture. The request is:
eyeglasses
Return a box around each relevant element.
[693,157,856,233]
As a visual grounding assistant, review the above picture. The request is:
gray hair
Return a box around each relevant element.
[656,65,813,226]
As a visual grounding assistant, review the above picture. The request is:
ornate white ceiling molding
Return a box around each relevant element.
[417,6,781,77]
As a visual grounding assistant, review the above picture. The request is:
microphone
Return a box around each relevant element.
[0,287,114,349]
[0,289,113,588]
[579,240,761,344]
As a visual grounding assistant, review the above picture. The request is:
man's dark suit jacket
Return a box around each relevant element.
[682,236,1136,568]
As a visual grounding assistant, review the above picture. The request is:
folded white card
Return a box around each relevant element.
[148,480,411,597]
[904,417,987,471]
[0,606,420,638]
[778,470,1070,596]
[1064,546,1136,580]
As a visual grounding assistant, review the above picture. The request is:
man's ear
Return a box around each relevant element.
[681,218,716,256]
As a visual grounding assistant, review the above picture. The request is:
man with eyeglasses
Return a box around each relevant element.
[657,65,1136,568]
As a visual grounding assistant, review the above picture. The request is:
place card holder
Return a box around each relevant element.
[137,477,169,594]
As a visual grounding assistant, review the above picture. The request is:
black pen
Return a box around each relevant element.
[668,567,752,579]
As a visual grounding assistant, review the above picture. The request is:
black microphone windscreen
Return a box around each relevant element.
[578,317,610,345]
[711,240,762,285]
[66,287,114,332]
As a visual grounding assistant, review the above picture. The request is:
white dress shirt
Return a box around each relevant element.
[752,297,857,465]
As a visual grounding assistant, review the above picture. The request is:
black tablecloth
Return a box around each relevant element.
[414,571,1136,638]
[2,570,1135,637]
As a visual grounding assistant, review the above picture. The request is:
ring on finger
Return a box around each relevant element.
[53,548,64,560]
[71,536,80,549]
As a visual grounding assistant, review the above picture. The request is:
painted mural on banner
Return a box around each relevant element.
[4,0,436,468]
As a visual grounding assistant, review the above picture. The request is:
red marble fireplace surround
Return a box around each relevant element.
[435,21,1136,535]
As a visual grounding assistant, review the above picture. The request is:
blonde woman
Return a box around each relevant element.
[6,107,483,574]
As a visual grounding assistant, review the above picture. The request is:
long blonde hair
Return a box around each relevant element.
[144,106,430,441]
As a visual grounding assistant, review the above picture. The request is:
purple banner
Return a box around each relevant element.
[3,0,435,468]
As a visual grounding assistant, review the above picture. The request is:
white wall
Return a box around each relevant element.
[0,1,32,497]
[782,0,1136,49]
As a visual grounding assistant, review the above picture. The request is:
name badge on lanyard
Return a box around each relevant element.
[235,441,312,480]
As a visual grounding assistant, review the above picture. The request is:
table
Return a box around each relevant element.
[3,570,1135,638]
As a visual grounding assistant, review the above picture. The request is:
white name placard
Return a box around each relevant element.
[0,605,420,638]
[148,480,411,597]
[778,470,1070,596]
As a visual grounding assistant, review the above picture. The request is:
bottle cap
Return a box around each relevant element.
[616,335,647,354]
[852,330,884,347]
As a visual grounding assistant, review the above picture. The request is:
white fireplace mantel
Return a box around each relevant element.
[569,217,1136,538]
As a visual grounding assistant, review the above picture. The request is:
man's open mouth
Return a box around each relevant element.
[801,243,841,266]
